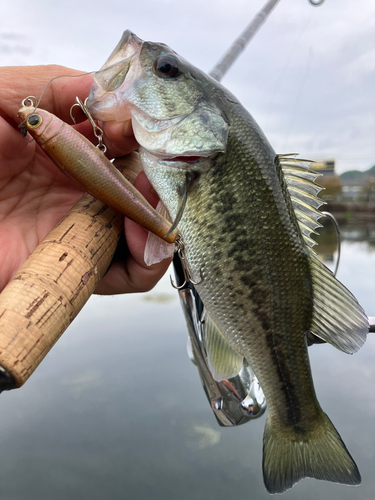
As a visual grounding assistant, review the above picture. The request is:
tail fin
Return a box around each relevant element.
[262,413,361,494]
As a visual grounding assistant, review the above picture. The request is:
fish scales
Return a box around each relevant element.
[87,30,367,494]
[171,116,318,428]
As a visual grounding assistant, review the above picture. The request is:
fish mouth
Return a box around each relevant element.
[87,31,143,120]
[150,151,217,173]
[159,155,202,164]
[93,31,142,93]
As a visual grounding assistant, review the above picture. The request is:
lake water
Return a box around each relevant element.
[1,218,374,500]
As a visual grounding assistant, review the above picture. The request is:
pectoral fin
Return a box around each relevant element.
[202,312,244,381]
[144,201,174,266]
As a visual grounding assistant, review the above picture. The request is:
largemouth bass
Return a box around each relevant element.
[87,31,368,494]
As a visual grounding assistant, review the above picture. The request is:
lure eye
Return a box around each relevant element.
[153,55,181,79]
[26,114,42,129]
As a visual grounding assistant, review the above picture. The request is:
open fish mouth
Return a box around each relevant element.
[92,31,142,93]
[157,154,209,168]
[162,155,202,163]
[142,149,218,169]
[88,29,229,154]
[87,31,144,121]
[139,148,216,177]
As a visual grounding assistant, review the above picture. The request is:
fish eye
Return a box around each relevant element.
[153,54,181,79]
[27,114,42,128]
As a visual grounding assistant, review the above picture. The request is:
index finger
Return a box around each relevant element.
[0,65,93,126]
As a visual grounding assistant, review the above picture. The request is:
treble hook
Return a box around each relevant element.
[70,97,107,153]
[170,239,204,290]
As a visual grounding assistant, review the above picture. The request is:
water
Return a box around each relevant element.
[0,219,374,499]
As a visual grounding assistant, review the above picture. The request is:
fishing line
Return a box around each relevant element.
[321,211,341,276]
[268,7,315,104]
[280,5,316,150]
[18,71,96,128]
[18,57,131,132]
[282,46,314,151]
[164,171,194,238]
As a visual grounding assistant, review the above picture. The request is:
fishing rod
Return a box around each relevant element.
[209,0,324,83]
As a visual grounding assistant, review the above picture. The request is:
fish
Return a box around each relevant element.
[17,104,177,244]
[87,30,369,494]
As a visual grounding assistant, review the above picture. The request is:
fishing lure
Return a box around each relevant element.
[18,98,178,244]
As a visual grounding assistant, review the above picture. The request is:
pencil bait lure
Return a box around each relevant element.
[18,100,178,244]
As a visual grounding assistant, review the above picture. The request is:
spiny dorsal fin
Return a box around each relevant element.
[278,155,325,250]
[279,155,368,353]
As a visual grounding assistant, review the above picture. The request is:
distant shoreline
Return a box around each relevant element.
[324,202,375,221]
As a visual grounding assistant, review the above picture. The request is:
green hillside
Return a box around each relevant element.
[340,165,375,185]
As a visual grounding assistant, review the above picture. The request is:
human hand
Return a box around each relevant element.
[0,65,172,295]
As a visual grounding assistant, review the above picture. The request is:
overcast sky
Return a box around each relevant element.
[1,0,374,173]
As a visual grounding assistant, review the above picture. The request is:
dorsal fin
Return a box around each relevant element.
[278,155,325,250]
[279,155,368,353]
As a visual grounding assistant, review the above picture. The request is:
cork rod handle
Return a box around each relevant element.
[0,152,141,389]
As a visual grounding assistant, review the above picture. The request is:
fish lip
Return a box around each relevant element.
[131,111,218,165]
